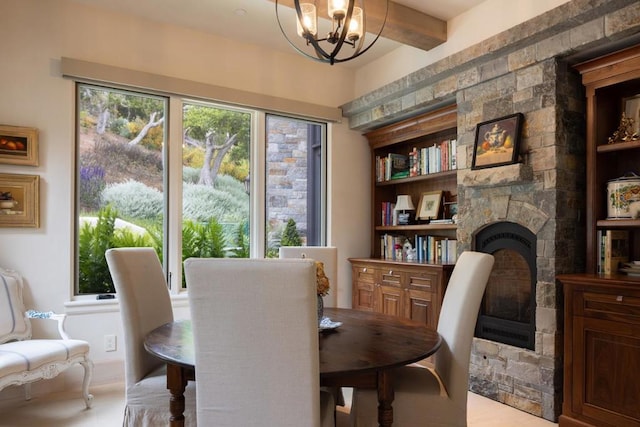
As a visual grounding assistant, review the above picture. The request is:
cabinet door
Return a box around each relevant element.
[404,268,440,327]
[352,265,376,311]
[570,287,640,426]
[404,288,433,326]
[377,268,403,317]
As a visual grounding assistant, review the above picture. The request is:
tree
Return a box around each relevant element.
[281,219,302,247]
[183,105,250,187]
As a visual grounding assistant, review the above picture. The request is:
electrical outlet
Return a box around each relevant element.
[104,334,117,352]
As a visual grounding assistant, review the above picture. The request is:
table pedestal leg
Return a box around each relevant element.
[377,371,394,427]
[167,363,188,427]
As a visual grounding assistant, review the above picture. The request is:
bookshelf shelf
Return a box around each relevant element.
[375,170,456,187]
[375,223,457,232]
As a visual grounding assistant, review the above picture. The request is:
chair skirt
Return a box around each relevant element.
[124,366,197,427]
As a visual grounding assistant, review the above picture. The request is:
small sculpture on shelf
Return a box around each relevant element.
[607,112,640,143]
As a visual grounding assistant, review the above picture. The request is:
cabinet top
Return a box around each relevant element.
[557,273,640,291]
[574,44,640,87]
[364,104,457,149]
[348,258,454,268]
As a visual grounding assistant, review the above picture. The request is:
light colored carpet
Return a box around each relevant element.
[0,383,557,426]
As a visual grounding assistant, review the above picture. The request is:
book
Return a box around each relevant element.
[388,153,409,180]
[603,229,629,274]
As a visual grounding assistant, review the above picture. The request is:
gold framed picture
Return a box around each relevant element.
[0,125,39,166]
[0,173,40,228]
[416,190,442,220]
[623,94,640,136]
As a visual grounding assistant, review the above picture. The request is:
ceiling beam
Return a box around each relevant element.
[272,0,447,51]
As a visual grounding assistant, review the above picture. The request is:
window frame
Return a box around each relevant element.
[73,83,327,298]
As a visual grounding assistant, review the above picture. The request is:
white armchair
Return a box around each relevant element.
[0,267,93,408]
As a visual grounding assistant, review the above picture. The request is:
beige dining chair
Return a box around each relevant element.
[349,251,495,427]
[278,246,345,406]
[106,247,196,427]
[184,257,335,427]
[279,246,338,308]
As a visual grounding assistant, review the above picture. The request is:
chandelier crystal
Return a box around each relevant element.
[276,0,388,65]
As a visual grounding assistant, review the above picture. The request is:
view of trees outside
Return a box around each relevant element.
[76,85,321,295]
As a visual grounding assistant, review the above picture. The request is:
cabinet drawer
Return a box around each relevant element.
[380,268,401,287]
[406,270,440,291]
[577,291,640,323]
[353,266,377,284]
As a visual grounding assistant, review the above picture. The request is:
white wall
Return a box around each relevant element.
[0,0,369,391]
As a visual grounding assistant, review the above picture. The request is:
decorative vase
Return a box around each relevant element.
[317,295,324,326]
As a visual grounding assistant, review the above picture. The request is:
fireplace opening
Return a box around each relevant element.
[474,222,536,350]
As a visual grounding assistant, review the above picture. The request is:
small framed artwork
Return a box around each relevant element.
[0,125,38,166]
[623,94,640,136]
[0,173,40,228]
[472,113,523,170]
[416,190,442,220]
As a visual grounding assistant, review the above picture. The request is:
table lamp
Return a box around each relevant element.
[394,195,415,225]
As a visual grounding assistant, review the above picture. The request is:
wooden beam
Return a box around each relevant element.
[273,0,447,51]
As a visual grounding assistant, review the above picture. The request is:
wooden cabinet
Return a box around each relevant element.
[557,275,640,427]
[557,45,640,427]
[574,45,640,272]
[349,105,459,327]
[350,258,452,329]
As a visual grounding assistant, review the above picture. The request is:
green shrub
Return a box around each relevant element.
[281,218,302,247]
[101,180,163,220]
[182,166,200,184]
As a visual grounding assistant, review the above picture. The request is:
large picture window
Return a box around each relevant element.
[75,84,325,295]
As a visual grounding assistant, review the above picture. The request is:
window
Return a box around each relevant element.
[75,84,325,295]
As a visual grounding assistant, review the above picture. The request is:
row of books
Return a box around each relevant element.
[380,233,458,263]
[597,229,629,274]
[415,235,458,263]
[381,201,397,226]
[375,139,457,182]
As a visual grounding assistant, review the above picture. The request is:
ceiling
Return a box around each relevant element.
[68,0,487,67]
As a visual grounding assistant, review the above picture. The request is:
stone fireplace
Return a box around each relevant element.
[475,222,536,350]
[340,0,640,421]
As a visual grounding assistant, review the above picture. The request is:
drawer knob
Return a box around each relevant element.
[363,267,367,273]
[616,295,623,302]
[389,270,393,274]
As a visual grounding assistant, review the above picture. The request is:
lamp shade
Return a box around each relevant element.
[394,195,415,211]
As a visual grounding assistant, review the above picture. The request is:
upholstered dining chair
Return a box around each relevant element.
[184,257,335,427]
[349,251,495,427]
[278,246,345,407]
[106,247,196,427]
[279,246,338,308]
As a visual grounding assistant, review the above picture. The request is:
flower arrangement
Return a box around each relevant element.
[315,261,330,297]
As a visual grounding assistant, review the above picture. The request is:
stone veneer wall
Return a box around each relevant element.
[267,116,309,242]
[341,0,640,421]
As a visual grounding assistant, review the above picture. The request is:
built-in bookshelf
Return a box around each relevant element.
[366,104,458,262]
[349,104,458,326]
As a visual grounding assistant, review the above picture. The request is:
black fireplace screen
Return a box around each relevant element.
[474,222,536,350]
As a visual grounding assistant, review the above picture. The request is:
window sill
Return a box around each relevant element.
[64,293,190,315]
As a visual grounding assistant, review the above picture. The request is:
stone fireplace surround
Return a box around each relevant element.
[341,0,640,421]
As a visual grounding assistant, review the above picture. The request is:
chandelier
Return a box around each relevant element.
[275,0,388,65]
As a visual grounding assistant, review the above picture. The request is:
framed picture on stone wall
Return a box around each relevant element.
[472,113,523,170]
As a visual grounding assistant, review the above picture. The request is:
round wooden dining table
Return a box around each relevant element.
[144,307,442,427]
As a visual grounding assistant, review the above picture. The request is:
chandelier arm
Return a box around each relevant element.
[329,0,388,64]
[277,0,390,65]
[326,0,356,63]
